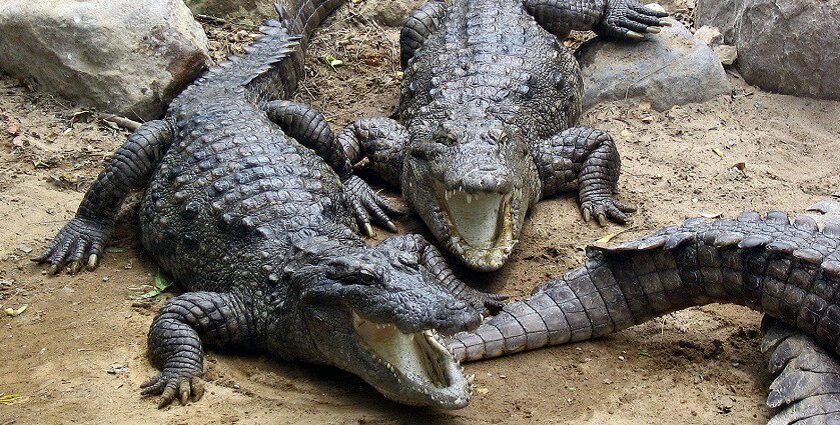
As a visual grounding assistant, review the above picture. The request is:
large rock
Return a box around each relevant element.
[576,17,730,111]
[0,0,209,121]
[696,0,840,101]
[183,0,277,21]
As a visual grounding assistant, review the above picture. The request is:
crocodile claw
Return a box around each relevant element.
[580,198,636,226]
[33,217,112,275]
[343,175,404,237]
[141,371,205,408]
[596,0,670,40]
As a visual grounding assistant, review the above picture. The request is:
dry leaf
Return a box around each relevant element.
[4,304,28,317]
[594,232,620,244]
[733,162,746,171]
[712,148,725,158]
[5,117,20,136]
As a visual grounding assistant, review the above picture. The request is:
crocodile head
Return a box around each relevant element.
[291,236,480,408]
[403,120,539,271]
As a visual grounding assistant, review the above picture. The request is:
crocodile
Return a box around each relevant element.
[337,0,669,271]
[33,0,504,409]
[451,197,840,423]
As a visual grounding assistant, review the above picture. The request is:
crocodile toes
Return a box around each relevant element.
[141,373,205,408]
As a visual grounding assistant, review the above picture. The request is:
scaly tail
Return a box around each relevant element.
[453,209,840,362]
[175,0,346,107]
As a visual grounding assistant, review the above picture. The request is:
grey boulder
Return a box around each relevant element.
[0,0,209,121]
[577,15,730,111]
[696,0,840,101]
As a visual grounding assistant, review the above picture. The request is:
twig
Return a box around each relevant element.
[624,62,673,101]
[99,114,141,132]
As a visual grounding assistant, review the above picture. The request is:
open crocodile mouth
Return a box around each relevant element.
[434,183,517,270]
[351,312,471,407]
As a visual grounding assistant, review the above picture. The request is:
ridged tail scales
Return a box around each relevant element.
[187,0,346,105]
[452,210,840,362]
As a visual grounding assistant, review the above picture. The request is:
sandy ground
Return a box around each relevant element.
[2,2,840,424]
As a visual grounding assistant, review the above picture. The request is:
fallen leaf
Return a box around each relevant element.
[475,387,490,395]
[321,53,346,68]
[5,117,20,136]
[0,393,22,405]
[104,247,127,253]
[4,304,28,317]
[141,270,173,299]
[712,148,725,158]
[733,162,746,171]
[594,232,620,244]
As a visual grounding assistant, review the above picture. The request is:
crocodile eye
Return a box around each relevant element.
[357,269,378,285]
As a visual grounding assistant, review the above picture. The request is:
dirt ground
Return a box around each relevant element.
[3,2,840,424]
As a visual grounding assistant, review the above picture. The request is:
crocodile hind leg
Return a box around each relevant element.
[142,291,256,408]
[532,127,635,226]
[34,119,175,274]
[762,313,840,424]
[378,234,507,313]
[523,0,669,40]
[264,101,401,235]
[400,1,447,69]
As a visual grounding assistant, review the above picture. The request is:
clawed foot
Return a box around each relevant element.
[32,217,113,274]
[598,0,670,40]
[141,370,205,408]
[580,197,636,226]
[458,286,508,315]
[344,175,404,237]
[762,318,840,424]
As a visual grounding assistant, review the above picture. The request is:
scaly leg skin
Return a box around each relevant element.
[400,1,448,69]
[524,0,669,40]
[142,292,256,408]
[264,101,401,236]
[532,126,635,226]
[337,117,409,189]
[379,234,507,313]
[762,316,840,425]
[33,119,175,274]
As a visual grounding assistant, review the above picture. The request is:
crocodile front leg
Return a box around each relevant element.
[34,119,175,274]
[379,234,507,313]
[524,0,669,39]
[337,117,409,188]
[762,310,840,424]
[142,291,257,408]
[400,1,447,68]
[532,127,635,226]
[264,101,401,235]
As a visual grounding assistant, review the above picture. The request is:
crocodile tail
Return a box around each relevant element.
[186,0,345,105]
[452,210,840,362]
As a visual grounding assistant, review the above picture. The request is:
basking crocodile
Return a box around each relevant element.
[452,198,840,423]
[338,0,669,271]
[33,0,501,409]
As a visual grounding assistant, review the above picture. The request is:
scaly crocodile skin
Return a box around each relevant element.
[340,0,668,271]
[35,0,497,409]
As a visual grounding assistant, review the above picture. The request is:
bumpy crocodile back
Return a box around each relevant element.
[139,0,357,292]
